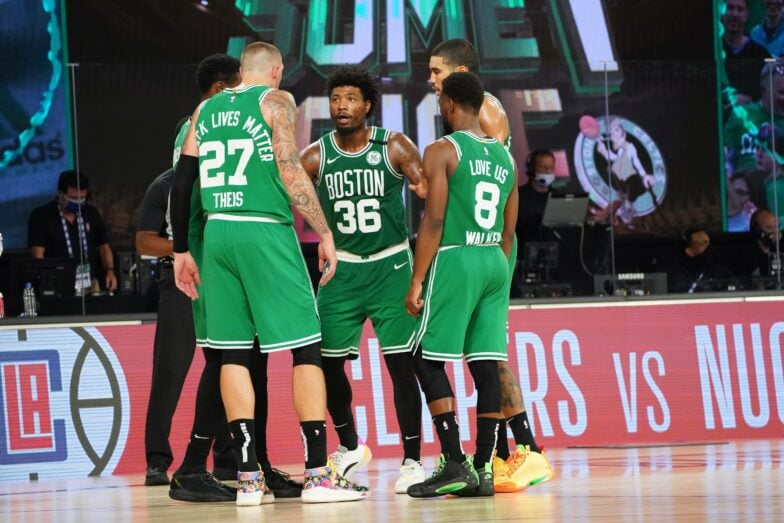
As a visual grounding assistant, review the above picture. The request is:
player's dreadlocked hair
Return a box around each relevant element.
[431,38,479,73]
[441,72,484,114]
[195,54,240,95]
[327,66,380,117]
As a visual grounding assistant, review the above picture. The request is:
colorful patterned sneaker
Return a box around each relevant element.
[168,471,236,502]
[495,445,554,493]
[407,454,478,498]
[301,465,370,503]
[492,455,509,479]
[262,467,303,499]
[236,469,264,506]
[328,442,373,479]
[394,459,426,494]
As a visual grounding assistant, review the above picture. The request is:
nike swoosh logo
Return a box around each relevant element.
[404,435,420,440]
[193,434,210,440]
[326,157,339,164]
[394,262,408,270]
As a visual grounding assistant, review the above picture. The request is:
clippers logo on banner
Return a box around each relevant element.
[0,328,129,480]
[0,351,67,464]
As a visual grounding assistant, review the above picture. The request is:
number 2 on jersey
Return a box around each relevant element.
[199,139,254,188]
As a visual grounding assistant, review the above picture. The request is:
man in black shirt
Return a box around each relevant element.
[28,170,117,293]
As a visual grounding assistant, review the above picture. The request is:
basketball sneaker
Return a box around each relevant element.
[301,465,370,503]
[236,469,265,506]
[168,471,236,502]
[492,455,509,479]
[394,459,426,494]
[263,466,303,498]
[494,445,554,493]
[406,454,478,498]
[328,442,373,479]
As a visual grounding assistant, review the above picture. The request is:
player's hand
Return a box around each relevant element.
[174,251,201,300]
[643,174,656,189]
[105,270,118,292]
[405,280,423,316]
[409,168,428,198]
[318,235,338,286]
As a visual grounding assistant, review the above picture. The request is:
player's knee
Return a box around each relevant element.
[220,348,253,368]
[412,348,452,403]
[383,352,416,381]
[292,342,322,367]
[468,360,501,414]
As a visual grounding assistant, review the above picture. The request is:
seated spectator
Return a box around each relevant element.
[668,228,733,293]
[751,0,784,57]
[27,170,117,293]
[516,148,557,246]
[723,0,771,105]
[727,172,759,231]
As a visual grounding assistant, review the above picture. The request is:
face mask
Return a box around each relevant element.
[535,173,556,187]
[64,198,86,214]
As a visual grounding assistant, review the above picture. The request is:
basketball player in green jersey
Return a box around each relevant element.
[167,54,302,502]
[300,66,427,493]
[171,42,368,506]
[405,72,517,498]
[428,38,554,492]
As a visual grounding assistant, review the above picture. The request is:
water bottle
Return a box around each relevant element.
[22,282,37,317]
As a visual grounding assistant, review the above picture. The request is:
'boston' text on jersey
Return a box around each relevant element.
[324,168,385,200]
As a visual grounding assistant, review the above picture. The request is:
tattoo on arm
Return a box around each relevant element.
[264,91,330,235]
[499,364,525,411]
[391,133,422,184]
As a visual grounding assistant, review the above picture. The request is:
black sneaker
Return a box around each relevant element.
[263,467,303,498]
[169,472,236,502]
[145,466,169,486]
[454,460,493,497]
[407,454,478,498]
[212,466,237,481]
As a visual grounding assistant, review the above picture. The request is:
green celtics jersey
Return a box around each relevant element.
[172,118,206,237]
[316,126,408,255]
[195,84,292,223]
[484,91,511,150]
[724,101,784,172]
[440,131,514,247]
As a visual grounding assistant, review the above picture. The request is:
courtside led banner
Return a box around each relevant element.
[0,298,782,479]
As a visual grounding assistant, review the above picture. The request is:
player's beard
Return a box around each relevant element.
[436,115,453,137]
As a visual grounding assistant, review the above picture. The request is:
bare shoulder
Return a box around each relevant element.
[481,94,507,119]
[299,140,322,177]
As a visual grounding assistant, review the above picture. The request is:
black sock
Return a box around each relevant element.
[474,418,499,469]
[228,419,258,472]
[402,434,421,463]
[177,431,213,475]
[300,421,327,469]
[334,422,358,450]
[508,411,540,453]
[433,412,465,463]
[495,418,510,461]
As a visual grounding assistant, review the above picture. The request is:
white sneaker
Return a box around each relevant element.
[328,443,372,479]
[394,459,426,494]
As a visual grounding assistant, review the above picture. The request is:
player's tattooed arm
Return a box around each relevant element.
[499,362,525,412]
[299,140,322,182]
[389,132,427,199]
[262,89,331,236]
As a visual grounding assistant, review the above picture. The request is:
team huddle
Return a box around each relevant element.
[169,38,554,506]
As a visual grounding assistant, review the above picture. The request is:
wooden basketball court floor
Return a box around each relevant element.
[2,440,782,522]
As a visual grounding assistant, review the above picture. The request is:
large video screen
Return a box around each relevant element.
[230,0,720,240]
[718,0,784,231]
[0,0,72,250]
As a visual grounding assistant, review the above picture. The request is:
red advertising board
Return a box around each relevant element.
[1,298,782,479]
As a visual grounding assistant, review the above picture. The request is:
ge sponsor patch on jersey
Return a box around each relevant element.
[366,151,382,166]
[0,327,129,480]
